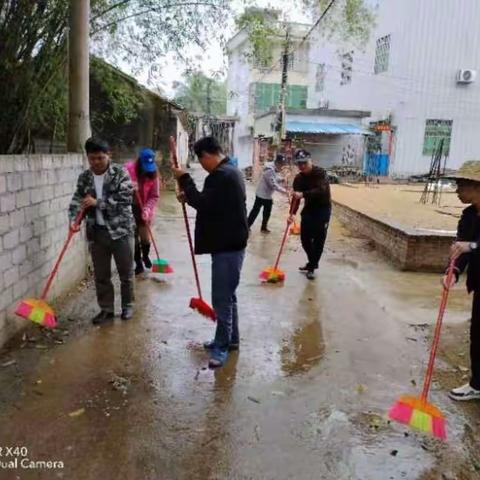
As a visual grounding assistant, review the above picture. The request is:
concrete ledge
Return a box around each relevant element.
[333,200,455,272]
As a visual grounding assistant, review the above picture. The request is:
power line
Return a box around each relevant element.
[299,0,336,48]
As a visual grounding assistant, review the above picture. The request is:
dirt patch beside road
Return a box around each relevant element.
[332,184,463,231]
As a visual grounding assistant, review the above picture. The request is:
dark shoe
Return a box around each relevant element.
[92,311,114,326]
[203,340,239,352]
[306,270,315,280]
[135,262,145,275]
[141,242,152,269]
[299,264,310,273]
[261,228,271,234]
[208,347,229,369]
[121,307,133,321]
[134,241,144,275]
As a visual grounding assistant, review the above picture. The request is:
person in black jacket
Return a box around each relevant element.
[442,161,480,401]
[289,149,331,280]
[172,136,248,368]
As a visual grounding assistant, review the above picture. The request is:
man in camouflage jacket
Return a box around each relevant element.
[69,137,135,325]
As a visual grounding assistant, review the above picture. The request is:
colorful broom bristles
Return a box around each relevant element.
[190,297,216,321]
[152,258,174,274]
[15,298,57,329]
[389,395,446,440]
[289,222,300,235]
[259,267,285,283]
[388,260,455,441]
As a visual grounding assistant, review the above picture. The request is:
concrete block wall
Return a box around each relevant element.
[0,154,88,347]
[333,201,455,272]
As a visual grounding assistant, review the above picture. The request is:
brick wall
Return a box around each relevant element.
[0,154,88,346]
[333,201,455,272]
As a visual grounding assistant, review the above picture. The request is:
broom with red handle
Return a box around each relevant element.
[134,190,173,274]
[388,259,456,440]
[259,196,299,283]
[169,136,216,321]
[15,209,85,328]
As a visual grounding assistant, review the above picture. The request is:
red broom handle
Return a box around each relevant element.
[40,209,85,300]
[169,136,203,300]
[273,197,299,270]
[134,189,160,261]
[421,259,456,401]
[181,202,203,300]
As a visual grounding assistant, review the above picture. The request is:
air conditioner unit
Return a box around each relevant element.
[457,69,477,84]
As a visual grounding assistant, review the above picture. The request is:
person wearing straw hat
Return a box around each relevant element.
[443,161,480,401]
[289,149,331,280]
[125,148,160,275]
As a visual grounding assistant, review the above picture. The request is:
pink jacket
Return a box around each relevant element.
[125,161,160,222]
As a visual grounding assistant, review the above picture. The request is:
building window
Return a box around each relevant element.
[423,119,453,155]
[340,51,353,85]
[374,35,390,74]
[315,63,326,92]
[287,85,307,109]
[254,83,307,112]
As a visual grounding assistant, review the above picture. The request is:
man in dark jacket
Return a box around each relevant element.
[289,149,331,280]
[443,161,480,401]
[69,138,135,325]
[172,136,248,368]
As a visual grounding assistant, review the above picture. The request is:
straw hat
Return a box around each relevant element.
[444,161,480,183]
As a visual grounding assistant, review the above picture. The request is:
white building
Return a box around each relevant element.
[226,21,311,168]
[308,0,480,177]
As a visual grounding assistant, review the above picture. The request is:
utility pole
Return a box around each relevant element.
[206,78,212,116]
[67,0,91,153]
[274,27,290,156]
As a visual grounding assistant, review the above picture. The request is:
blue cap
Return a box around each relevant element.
[139,148,157,173]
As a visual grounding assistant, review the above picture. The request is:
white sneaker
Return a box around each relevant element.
[449,383,480,401]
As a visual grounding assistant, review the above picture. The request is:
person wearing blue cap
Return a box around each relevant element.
[125,148,160,274]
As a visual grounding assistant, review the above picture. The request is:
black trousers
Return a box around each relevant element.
[300,214,329,270]
[248,196,273,230]
[470,291,480,389]
[89,227,135,312]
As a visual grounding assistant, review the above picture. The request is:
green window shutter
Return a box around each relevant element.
[423,119,453,156]
[287,85,308,108]
[255,83,280,112]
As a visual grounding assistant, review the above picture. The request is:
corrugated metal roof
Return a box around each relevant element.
[286,121,371,135]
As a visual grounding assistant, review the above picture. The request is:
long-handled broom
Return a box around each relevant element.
[260,197,299,283]
[388,259,456,440]
[134,190,173,275]
[169,136,216,321]
[15,209,85,329]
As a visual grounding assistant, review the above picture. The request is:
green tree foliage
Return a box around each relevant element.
[302,0,376,47]
[0,0,232,153]
[235,9,280,68]
[174,72,227,115]
[90,57,146,142]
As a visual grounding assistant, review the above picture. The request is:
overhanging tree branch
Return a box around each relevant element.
[91,2,220,35]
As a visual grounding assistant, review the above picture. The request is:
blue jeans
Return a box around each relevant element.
[212,250,245,349]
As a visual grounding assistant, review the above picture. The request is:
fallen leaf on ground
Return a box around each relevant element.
[357,384,366,394]
[1,360,16,367]
[68,408,85,418]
